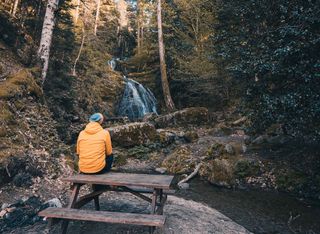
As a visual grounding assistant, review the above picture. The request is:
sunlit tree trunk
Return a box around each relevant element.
[157,0,175,111]
[137,0,141,54]
[38,0,60,84]
[72,27,85,76]
[74,0,80,23]
[11,0,19,16]
[94,0,101,36]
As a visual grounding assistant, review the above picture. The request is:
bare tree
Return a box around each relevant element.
[157,0,175,111]
[94,0,101,35]
[38,0,60,83]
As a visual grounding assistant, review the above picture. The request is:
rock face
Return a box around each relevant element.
[154,107,209,128]
[10,195,251,234]
[108,122,157,147]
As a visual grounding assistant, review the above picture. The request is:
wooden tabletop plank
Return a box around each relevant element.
[62,173,174,189]
[39,208,166,227]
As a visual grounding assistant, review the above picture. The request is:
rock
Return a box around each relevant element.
[155,167,167,174]
[199,158,236,188]
[1,203,9,210]
[154,107,209,128]
[157,129,176,145]
[45,198,62,208]
[209,122,233,136]
[224,144,235,155]
[162,146,196,174]
[178,182,190,190]
[142,112,157,122]
[12,172,33,187]
[108,122,157,147]
[232,116,247,126]
[184,131,199,143]
[252,135,268,145]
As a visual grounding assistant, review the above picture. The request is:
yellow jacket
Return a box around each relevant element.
[76,122,112,173]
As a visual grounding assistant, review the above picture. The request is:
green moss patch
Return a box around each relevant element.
[0,69,42,100]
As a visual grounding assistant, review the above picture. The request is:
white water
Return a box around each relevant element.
[118,78,158,120]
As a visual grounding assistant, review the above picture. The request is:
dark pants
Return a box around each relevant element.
[87,155,113,191]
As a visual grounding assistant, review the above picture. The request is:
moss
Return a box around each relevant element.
[276,169,308,191]
[0,69,42,100]
[234,159,260,179]
[114,153,127,167]
[184,131,199,143]
[162,146,196,174]
[127,145,151,160]
[206,142,224,158]
[199,158,236,187]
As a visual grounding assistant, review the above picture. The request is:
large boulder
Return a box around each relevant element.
[108,122,157,147]
[199,157,261,188]
[154,107,209,128]
[161,146,197,174]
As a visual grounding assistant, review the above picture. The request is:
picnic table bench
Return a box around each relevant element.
[38,172,174,234]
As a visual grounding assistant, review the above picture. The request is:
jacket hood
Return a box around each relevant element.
[84,122,103,135]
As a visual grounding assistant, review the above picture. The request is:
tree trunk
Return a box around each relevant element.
[94,0,101,36]
[137,0,141,54]
[11,0,19,16]
[72,27,85,76]
[157,0,175,111]
[74,0,80,24]
[38,0,60,84]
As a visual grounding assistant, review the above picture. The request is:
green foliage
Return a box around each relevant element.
[213,0,320,140]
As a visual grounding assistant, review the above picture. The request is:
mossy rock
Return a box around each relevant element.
[234,159,260,179]
[109,122,157,147]
[199,158,236,187]
[157,129,176,145]
[154,107,209,128]
[127,145,151,160]
[161,146,196,174]
[275,169,308,191]
[184,131,199,143]
[0,69,42,100]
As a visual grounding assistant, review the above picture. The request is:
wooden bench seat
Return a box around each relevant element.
[39,207,166,227]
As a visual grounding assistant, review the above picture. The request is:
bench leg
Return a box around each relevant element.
[61,184,80,234]
[149,189,159,234]
[93,196,100,211]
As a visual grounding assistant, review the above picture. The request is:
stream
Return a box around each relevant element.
[177,178,320,234]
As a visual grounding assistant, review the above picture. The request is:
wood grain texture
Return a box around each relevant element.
[39,208,166,227]
[62,173,174,189]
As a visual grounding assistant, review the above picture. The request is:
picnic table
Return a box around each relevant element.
[39,172,174,234]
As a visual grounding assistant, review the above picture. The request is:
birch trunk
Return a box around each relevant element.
[94,0,101,36]
[157,0,175,111]
[74,0,80,23]
[11,0,19,16]
[38,0,60,84]
[137,0,141,54]
[72,27,85,76]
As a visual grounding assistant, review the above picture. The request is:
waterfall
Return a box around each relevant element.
[118,78,158,120]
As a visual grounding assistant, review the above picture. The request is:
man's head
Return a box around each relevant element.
[89,113,104,124]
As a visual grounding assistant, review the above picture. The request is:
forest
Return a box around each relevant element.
[0,0,320,233]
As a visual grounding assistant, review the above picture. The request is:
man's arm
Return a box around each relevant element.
[105,130,113,156]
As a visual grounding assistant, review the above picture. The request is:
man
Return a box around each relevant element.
[76,113,113,174]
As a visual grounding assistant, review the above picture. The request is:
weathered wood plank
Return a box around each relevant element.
[39,208,166,227]
[62,173,174,189]
[74,190,106,209]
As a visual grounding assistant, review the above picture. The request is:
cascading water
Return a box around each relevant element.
[118,78,158,120]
